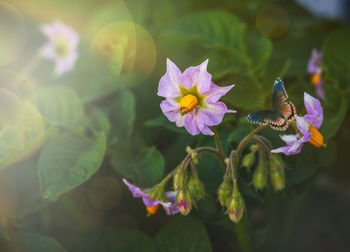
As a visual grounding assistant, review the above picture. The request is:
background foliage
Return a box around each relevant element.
[0,0,349,251]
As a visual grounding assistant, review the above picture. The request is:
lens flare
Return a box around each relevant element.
[0,2,26,66]
[256,5,289,38]
[91,21,156,84]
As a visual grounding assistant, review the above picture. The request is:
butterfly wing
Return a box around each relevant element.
[272,78,288,108]
[247,109,290,131]
[278,101,296,122]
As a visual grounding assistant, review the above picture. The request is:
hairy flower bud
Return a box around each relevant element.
[270,154,285,191]
[227,185,245,223]
[188,175,206,201]
[242,152,255,172]
[173,165,186,190]
[253,158,267,190]
[177,189,192,215]
[186,146,199,164]
[218,178,232,208]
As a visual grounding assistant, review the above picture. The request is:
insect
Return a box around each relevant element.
[247,78,296,131]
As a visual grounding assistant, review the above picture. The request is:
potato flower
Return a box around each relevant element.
[158,59,235,135]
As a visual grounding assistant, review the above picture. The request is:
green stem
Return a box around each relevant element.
[234,125,267,170]
[160,147,222,185]
[212,126,227,171]
[236,218,252,252]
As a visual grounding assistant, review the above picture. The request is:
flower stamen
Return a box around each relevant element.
[146,204,160,215]
[178,94,198,115]
[310,73,321,86]
[308,125,324,147]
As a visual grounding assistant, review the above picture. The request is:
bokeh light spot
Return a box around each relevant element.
[0,2,26,66]
[91,21,156,84]
[256,5,289,38]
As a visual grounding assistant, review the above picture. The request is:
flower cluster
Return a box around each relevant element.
[123,58,326,225]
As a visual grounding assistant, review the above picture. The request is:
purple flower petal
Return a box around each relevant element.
[123,179,179,215]
[204,82,235,102]
[157,59,182,98]
[184,110,201,135]
[315,81,325,101]
[307,49,322,74]
[302,92,323,129]
[160,99,184,127]
[180,59,211,93]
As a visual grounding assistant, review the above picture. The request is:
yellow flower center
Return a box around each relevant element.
[178,94,198,115]
[308,125,324,147]
[146,204,160,215]
[310,73,321,86]
[54,37,70,58]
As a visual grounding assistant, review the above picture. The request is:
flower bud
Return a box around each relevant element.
[186,146,199,164]
[173,166,186,190]
[227,185,245,223]
[177,189,192,215]
[249,144,258,152]
[217,178,232,208]
[188,175,206,201]
[242,152,255,172]
[253,158,267,190]
[147,184,166,202]
[269,156,285,191]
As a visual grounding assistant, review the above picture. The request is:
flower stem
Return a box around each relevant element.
[159,147,222,186]
[234,125,267,170]
[212,126,227,171]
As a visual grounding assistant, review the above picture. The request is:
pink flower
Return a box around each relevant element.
[123,179,179,215]
[307,49,324,100]
[39,21,79,76]
[272,93,324,155]
[158,59,236,135]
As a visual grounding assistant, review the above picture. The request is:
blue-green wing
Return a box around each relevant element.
[272,78,288,108]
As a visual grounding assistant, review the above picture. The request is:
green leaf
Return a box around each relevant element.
[89,108,111,136]
[144,114,186,134]
[155,216,212,252]
[111,146,165,187]
[163,11,250,73]
[110,90,136,141]
[322,85,348,139]
[16,232,67,252]
[27,86,85,127]
[39,131,107,201]
[322,25,350,88]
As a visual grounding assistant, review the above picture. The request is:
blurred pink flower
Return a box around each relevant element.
[272,93,324,155]
[158,59,236,135]
[40,21,79,76]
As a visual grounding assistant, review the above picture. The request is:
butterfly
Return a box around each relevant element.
[247,78,296,131]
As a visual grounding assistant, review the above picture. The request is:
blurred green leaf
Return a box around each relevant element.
[27,86,85,127]
[111,146,165,187]
[89,108,111,136]
[144,114,186,134]
[110,90,136,142]
[39,131,106,201]
[322,25,350,88]
[155,216,212,252]
[322,85,348,139]
[16,232,67,252]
